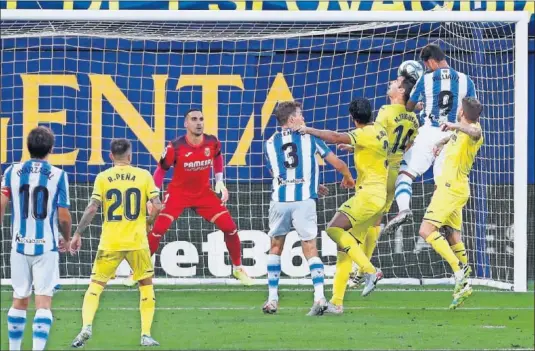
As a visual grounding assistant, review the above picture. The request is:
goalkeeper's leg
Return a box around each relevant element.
[147,214,175,255]
[196,191,253,284]
[212,213,254,285]
[147,192,184,255]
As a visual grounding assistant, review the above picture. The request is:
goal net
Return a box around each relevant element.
[0,11,529,291]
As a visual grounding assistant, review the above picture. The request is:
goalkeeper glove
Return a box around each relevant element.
[215,181,229,203]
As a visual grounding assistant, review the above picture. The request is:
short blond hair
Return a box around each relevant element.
[462,97,483,122]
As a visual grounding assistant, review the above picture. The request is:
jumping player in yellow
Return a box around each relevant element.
[70,139,163,347]
[295,97,388,314]
[419,97,483,309]
[345,72,419,287]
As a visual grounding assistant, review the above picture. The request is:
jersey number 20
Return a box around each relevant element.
[106,188,141,221]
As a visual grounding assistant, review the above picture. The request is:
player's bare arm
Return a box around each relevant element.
[337,144,354,152]
[433,134,453,156]
[406,100,417,112]
[0,193,8,223]
[58,207,73,243]
[294,125,352,145]
[70,198,101,254]
[318,184,329,197]
[147,196,162,225]
[323,152,355,189]
[441,122,482,141]
[213,147,229,203]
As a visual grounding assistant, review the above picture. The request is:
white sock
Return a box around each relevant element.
[32,309,53,351]
[308,256,325,301]
[8,307,26,351]
[454,269,465,281]
[267,254,281,301]
[395,173,413,212]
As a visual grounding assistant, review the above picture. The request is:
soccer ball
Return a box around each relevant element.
[398,60,425,81]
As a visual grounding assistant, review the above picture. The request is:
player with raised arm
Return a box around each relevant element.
[1,127,72,351]
[147,108,252,285]
[344,72,419,287]
[263,101,354,316]
[294,98,388,314]
[419,97,483,309]
[70,139,162,348]
[383,44,477,237]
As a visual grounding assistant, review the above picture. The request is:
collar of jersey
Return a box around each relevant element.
[185,134,205,148]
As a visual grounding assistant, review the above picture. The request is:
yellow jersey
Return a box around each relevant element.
[375,104,419,165]
[345,123,389,188]
[91,165,160,251]
[438,123,483,196]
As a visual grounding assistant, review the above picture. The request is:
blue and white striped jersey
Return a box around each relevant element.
[1,160,70,256]
[265,129,332,202]
[409,67,477,127]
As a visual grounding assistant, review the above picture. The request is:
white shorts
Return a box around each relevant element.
[268,198,318,241]
[400,125,450,180]
[10,250,59,299]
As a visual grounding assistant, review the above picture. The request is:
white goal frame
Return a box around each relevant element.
[0,9,530,292]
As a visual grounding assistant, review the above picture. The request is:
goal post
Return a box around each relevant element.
[0,9,530,292]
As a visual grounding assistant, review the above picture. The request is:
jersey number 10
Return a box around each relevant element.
[19,185,49,220]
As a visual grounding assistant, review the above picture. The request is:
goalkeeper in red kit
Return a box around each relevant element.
[147,108,253,285]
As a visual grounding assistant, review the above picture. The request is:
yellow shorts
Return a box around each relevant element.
[423,186,469,231]
[338,186,386,243]
[383,163,400,214]
[91,249,154,283]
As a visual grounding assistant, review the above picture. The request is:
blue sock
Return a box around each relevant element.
[8,307,26,350]
[267,254,281,301]
[308,256,325,301]
[395,173,413,212]
[32,308,53,351]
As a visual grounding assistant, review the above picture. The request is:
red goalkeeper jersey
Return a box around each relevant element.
[159,134,221,196]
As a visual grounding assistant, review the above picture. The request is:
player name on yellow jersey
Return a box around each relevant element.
[104,172,139,183]
[91,165,159,251]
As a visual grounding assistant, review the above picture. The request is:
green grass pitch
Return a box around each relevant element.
[1,284,533,350]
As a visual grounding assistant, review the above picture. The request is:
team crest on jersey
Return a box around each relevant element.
[204,147,210,156]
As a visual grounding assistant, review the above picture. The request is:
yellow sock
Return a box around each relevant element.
[363,226,381,259]
[331,251,352,306]
[357,226,381,276]
[451,242,468,265]
[82,283,104,327]
[425,232,461,272]
[139,285,156,336]
[327,227,375,274]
